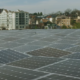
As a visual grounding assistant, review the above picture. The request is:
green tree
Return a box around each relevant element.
[71,22,80,29]
[71,9,78,18]
[40,12,43,15]
[64,9,72,16]
[1,23,6,30]
[62,25,67,29]
[75,23,80,29]
[71,20,76,25]
[35,26,38,29]
[55,11,62,16]
[33,13,37,15]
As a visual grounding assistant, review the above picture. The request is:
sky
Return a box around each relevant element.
[0,0,80,14]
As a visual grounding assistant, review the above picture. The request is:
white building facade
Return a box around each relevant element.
[0,9,29,30]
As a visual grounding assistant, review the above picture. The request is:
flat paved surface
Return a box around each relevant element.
[0,29,80,80]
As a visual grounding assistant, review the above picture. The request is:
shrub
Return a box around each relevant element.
[62,25,67,29]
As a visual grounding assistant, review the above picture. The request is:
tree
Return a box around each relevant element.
[33,13,37,15]
[72,26,77,29]
[55,11,62,16]
[64,9,72,16]
[35,26,38,29]
[2,27,6,30]
[71,9,79,18]
[75,23,80,29]
[71,20,76,25]
[33,12,43,16]
[1,23,6,30]
[71,20,80,29]
[61,25,67,29]
[40,12,43,15]
[44,21,52,26]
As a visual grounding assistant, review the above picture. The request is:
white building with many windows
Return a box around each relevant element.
[0,9,29,30]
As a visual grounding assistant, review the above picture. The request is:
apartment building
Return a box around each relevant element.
[0,9,29,30]
[56,15,71,27]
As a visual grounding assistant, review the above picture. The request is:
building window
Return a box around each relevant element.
[16,18,18,21]
[16,23,18,24]
[16,13,18,15]
[16,26,18,29]
[16,15,18,17]
[20,26,24,28]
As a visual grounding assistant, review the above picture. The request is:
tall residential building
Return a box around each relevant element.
[0,9,29,30]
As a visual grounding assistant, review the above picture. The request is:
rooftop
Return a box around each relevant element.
[0,29,80,80]
[0,9,29,13]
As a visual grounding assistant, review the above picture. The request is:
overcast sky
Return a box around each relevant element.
[0,0,80,14]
